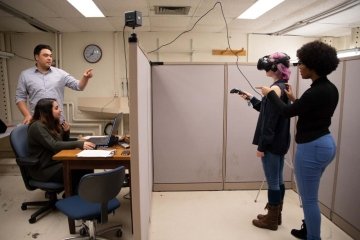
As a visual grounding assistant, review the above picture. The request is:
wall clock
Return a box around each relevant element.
[83,44,102,63]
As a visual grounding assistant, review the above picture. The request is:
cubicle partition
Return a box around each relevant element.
[152,63,297,191]
[225,64,297,189]
[128,43,152,240]
[151,59,360,239]
[296,62,344,218]
[152,64,225,190]
[332,58,360,238]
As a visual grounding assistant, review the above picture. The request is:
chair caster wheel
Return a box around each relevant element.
[21,204,27,210]
[29,217,36,224]
[116,229,123,238]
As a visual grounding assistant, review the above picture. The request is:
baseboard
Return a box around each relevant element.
[153,183,223,191]
[319,202,331,219]
[153,181,293,192]
[332,212,360,240]
[224,181,292,190]
[0,158,20,176]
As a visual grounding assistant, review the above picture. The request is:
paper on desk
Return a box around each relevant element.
[76,149,115,157]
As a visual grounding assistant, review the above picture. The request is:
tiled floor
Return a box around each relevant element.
[0,175,132,240]
[0,174,354,240]
[149,190,353,240]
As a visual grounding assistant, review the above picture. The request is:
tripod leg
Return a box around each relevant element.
[285,157,302,207]
[255,178,266,202]
[292,171,302,207]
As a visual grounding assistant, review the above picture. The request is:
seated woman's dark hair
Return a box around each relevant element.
[297,40,339,76]
[31,98,61,135]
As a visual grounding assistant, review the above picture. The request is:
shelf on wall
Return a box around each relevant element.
[78,97,129,114]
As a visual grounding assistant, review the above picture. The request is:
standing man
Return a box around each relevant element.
[16,44,93,124]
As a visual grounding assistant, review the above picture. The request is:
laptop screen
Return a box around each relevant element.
[109,113,122,136]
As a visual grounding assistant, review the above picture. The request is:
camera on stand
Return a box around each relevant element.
[125,11,142,28]
[125,11,142,42]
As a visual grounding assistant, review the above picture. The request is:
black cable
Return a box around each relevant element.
[122,24,128,96]
[148,2,219,54]
[147,1,262,97]
[217,2,261,97]
[100,97,116,113]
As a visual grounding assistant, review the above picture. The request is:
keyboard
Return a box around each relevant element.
[87,136,110,146]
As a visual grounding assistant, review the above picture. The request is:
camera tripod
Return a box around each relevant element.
[254,157,302,207]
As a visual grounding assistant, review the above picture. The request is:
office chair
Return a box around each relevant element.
[56,166,125,240]
[9,124,64,224]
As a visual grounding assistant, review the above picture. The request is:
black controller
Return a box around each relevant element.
[230,88,245,95]
[230,88,251,100]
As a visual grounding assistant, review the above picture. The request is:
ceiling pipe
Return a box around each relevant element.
[0,51,14,59]
[269,0,360,36]
[0,1,59,33]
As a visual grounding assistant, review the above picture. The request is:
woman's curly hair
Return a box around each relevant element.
[297,40,339,76]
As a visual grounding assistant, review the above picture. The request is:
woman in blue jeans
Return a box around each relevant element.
[259,40,339,240]
[238,52,291,231]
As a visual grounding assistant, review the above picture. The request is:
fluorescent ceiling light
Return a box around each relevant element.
[238,0,285,19]
[67,0,105,17]
[337,48,360,58]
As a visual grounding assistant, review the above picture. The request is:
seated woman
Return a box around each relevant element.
[27,98,95,190]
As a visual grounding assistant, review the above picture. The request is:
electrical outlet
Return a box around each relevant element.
[114,91,119,97]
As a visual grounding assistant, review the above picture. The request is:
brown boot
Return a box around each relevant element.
[253,204,280,230]
[257,202,283,225]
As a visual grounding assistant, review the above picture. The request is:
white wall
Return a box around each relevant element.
[5,32,55,123]
[2,30,347,127]
[248,34,318,61]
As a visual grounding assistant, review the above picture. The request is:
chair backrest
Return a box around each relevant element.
[78,166,125,223]
[9,124,36,191]
[9,124,29,159]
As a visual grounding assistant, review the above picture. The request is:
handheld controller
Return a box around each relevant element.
[230,88,251,100]
[230,88,245,95]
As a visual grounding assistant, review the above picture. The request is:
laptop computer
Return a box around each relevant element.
[87,113,122,147]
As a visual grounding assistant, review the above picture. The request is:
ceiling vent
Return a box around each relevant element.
[154,6,190,15]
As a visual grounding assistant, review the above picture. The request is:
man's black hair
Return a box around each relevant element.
[33,44,52,57]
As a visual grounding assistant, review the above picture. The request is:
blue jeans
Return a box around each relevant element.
[262,152,285,204]
[295,134,336,240]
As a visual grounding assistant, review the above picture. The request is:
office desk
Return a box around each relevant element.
[53,146,130,234]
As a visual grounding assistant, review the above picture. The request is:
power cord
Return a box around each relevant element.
[146,1,262,97]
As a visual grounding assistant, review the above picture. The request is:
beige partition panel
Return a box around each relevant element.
[333,58,360,238]
[152,63,297,191]
[129,43,152,240]
[296,63,343,211]
[152,64,225,189]
[320,62,343,213]
[225,64,297,188]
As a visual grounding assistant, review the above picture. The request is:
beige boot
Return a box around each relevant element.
[257,202,283,225]
[253,204,280,230]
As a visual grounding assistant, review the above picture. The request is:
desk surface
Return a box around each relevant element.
[52,146,130,161]
[53,145,130,234]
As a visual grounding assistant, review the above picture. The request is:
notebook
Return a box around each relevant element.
[86,113,122,147]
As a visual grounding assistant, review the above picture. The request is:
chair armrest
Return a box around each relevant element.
[16,157,40,166]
